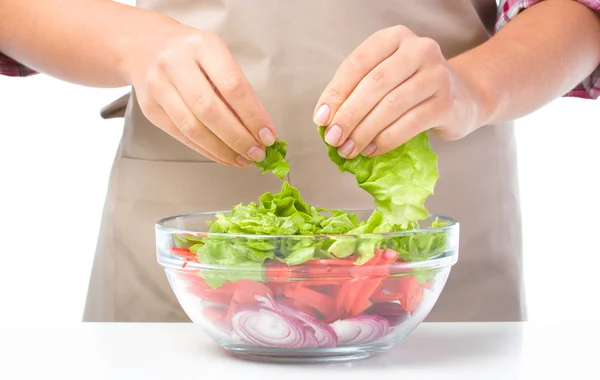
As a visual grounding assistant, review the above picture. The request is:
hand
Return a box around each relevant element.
[313,26,489,159]
[124,24,276,167]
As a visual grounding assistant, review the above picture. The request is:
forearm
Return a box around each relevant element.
[450,0,600,126]
[0,0,181,87]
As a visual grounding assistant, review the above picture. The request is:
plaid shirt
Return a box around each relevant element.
[1,0,599,99]
[496,0,600,99]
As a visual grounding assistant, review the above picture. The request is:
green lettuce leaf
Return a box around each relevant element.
[318,126,438,225]
[253,141,291,179]
[180,128,446,289]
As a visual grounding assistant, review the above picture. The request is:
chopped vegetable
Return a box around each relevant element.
[165,122,453,350]
[278,304,338,348]
[232,307,317,348]
[284,283,334,317]
[318,126,438,226]
[330,315,390,346]
[253,141,291,179]
[180,181,448,288]
[232,280,272,305]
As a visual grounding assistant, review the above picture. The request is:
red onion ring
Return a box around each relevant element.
[278,305,337,348]
[330,315,390,346]
[232,307,317,348]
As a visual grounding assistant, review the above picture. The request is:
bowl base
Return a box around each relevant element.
[222,342,394,364]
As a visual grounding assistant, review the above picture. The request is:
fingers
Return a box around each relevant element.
[325,37,426,150]
[195,33,277,147]
[368,96,450,156]
[315,24,456,159]
[147,106,238,167]
[313,26,415,143]
[340,67,440,159]
[147,73,250,166]
[163,52,266,163]
[136,31,278,168]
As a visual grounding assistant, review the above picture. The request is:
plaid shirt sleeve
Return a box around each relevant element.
[496,0,600,99]
[0,53,37,77]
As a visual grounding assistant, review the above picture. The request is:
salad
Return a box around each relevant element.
[166,127,452,349]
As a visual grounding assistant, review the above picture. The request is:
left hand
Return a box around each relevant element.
[313,25,489,159]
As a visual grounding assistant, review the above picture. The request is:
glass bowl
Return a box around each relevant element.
[155,210,459,363]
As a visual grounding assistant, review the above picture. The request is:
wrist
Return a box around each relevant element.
[449,55,506,130]
[113,9,184,85]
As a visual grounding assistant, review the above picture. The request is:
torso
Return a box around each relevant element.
[83,0,527,323]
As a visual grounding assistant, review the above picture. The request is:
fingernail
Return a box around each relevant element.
[236,155,252,166]
[324,125,342,146]
[362,143,377,157]
[258,128,276,146]
[314,104,331,125]
[338,139,355,158]
[247,146,266,162]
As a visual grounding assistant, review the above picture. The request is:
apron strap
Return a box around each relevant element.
[100,92,130,119]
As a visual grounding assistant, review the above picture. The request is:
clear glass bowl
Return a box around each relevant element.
[156,210,459,363]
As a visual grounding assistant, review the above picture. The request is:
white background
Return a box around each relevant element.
[0,0,598,322]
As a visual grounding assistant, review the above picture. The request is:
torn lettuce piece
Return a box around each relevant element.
[318,126,438,225]
[253,140,291,179]
[283,246,316,266]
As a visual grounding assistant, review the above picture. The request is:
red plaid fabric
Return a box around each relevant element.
[496,0,600,99]
[1,1,599,98]
[0,53,36,77]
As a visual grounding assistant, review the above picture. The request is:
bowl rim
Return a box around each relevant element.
[155,210,459,272]
[155,210,459,239]
[157,250,459,273]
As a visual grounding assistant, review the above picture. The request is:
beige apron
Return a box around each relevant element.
[83,0,527,323]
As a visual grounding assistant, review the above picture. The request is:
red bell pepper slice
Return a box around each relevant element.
[186,286,232,305]
[183,277,236,305]
[232,280,273,305]
[348,249,399,316]
[265,262,294,283]
[369,275,424,312]
[350,249,384,277]
[225,300,240,323]
[170,247,199,262]
[336,279,357,313]
[402,285,423,313]
[337,250,383,314]
[284,283,334,317]
[278,298,320,317]
[304,258,357,266]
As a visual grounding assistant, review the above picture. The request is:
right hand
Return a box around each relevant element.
[124,24,276,167]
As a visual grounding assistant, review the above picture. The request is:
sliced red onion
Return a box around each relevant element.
[330,315,390,346]
[232,307,318,348]
[254,294,282,312]
[254,294,336,347]
[278,304,337,348]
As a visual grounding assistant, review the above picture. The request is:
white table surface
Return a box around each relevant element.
[0,322,594,379]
